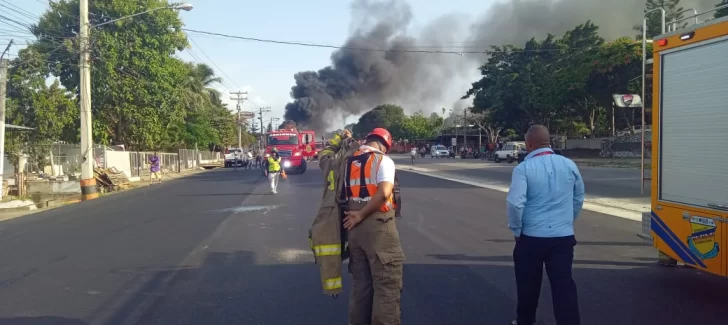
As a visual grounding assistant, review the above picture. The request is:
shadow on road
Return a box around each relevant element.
[176,193,271,197]
[483,239,652,247]
[427,253,655,268]
[76,249,728,325]
[0,317,88,325]
[397,171,475,189]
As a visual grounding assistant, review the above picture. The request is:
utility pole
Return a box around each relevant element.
[230,91,248,149]
[79,0,97,201]
[0,58,8,200]
[270,117,280,132]
[258,106,271,147]
[462,109,467,153]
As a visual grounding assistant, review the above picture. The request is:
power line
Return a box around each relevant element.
[187,36,240,91]
[182,28,591,55]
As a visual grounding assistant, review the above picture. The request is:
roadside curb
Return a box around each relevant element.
[0,204,36,212]
[0,168,214,223]
[399,165,645,221]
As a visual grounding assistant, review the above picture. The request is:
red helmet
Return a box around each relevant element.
[366,128,392,150]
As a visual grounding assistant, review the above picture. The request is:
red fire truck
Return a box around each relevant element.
[264,128,315,174]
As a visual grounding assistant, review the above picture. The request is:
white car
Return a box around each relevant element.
[494,142,526,163]
[430,145,449,158]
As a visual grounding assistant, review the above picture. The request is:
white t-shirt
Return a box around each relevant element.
[358,145,395,185]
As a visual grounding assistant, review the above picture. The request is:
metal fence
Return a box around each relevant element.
[21,143,107,176]
[178,149,199,170]
[4,143,222,179]
[129,152,182,177]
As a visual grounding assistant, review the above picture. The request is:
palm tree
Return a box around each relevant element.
[181,62,223,111]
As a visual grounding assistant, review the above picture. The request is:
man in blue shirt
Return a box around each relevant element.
[507,125,585,325]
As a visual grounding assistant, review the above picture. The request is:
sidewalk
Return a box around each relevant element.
[0,167,212,223]
[399,163,648,221]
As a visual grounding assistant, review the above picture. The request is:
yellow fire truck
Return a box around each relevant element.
[641,8,728,277]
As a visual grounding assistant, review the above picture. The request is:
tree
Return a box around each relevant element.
[716,0,728,19]
[634,0,687,39]
[32,0,189,150]
[468,109,505,145]
[266,122,273,133]
[352,104,406,139]
[401,111,441,140]
[463,22,604,136]
[5,46,77,171]
[584,38,643,135]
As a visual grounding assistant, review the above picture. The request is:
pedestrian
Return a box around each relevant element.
[342,128,405,325]
[506,125,585,325]
[263,147,282,194]
[247,150,254,169]
[256,147,265,168]
[149,151,162,184]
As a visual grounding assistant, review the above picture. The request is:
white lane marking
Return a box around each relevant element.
[214,204,285,214]
[400,166,644,221]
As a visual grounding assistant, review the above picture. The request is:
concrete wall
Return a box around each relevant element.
[26,180,81,194]
[2,156,13,180]
[104,151,132,178]
[565,137,612,150]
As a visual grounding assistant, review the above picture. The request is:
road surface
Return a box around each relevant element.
[394,155,650,213]
[0,164,725,325]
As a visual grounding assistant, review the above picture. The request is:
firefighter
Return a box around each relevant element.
[263,147,282,194]
[344,128,404,325]
[310,128,404,325]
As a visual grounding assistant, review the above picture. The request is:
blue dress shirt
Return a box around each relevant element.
[506,148,585,238]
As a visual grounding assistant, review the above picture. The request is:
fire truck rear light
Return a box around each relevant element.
[680,32,695,41]
[657,39,668,46]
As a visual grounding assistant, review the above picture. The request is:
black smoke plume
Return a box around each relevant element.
[284,0,713,132]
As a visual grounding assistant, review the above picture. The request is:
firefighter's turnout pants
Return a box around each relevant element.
[348,213,405,325]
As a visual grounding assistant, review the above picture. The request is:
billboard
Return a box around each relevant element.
[613,94,643,108]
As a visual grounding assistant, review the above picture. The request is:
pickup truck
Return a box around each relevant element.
[224,148,246,168]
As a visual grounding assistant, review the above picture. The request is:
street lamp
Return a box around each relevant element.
[91,3,194,28]
[77,1,193,200]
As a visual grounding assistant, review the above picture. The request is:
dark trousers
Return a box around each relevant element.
[513,235,580,325]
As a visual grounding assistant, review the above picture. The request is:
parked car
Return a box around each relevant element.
[430,145,449,158]
[494,142,526,163]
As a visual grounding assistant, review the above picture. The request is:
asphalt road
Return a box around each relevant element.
[394,155,650,200]
[0,164,726,325]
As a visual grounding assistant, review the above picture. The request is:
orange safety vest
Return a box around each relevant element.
[342,149,395,212]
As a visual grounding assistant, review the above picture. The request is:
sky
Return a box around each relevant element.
[3,0,720,130]
[2,0,493,128]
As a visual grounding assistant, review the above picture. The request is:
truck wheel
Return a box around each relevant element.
[494,156,501,163]
[507,155,513,163]
[298,160,307,174]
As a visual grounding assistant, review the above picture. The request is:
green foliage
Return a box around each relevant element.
[634,0,687,39]
[716,0,728,19]
[350,105,443,141]
[4,0,250,154]
[352,104,406,139]
[463,21,643,138]
[5,46,77,169]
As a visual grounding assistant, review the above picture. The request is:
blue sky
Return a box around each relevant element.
[4,0,494,126]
